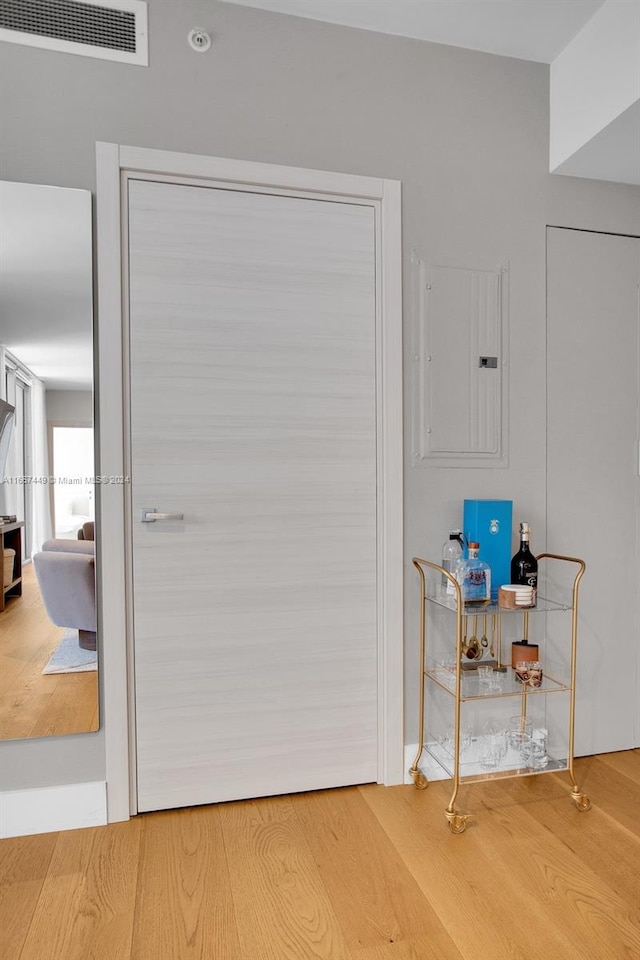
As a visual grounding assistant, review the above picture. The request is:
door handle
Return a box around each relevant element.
[140,507,184,523]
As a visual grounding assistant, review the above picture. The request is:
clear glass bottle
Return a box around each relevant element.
[441,530,463,593]
[456,541,491,604]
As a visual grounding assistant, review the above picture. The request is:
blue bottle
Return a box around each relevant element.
[456,541,491,604]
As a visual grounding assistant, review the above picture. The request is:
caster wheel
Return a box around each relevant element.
[410,769,429,790]
[573,794,591,812]
[447,814,468,834]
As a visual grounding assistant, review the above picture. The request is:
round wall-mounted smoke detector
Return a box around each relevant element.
[188,28,212,52]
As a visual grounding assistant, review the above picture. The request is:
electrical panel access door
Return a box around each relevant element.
[412,257,508,468]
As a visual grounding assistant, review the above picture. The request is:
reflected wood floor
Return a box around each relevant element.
[2,751,640,959]
[0,564,98,740]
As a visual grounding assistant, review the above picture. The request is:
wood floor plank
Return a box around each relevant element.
[360,780,588,960]
[572,753,640,839]
[220,794,351,960]
[0,565,98,740]
[2,762,640,960]
[130,805,240,960]
[27,671,98,739]
[498,772,640,930]
[351,936,467,960]
[505,755,640,898]
[20,821,141,960]
[596,748,640,787]
[291,787,462,959]
[466,775,640,960]
[0,690,54,741]
[0,832,57,960]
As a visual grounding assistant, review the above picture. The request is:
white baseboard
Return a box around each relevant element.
[0,781,107,838]
[403,743,449,784]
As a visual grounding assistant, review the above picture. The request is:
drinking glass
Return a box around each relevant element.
[524,728,549,768]
[515,661,543,688]
[509,716,532,745]
[440,725,473,760]
[527,661,543,688]
[510,731,533,765]
[478,665,503,693]
[479,721,507,770]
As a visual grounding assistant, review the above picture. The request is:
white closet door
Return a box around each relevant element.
[128,179,378,812]
[547,227,640,756]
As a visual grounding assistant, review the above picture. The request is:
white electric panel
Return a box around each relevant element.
[411,255,508,468]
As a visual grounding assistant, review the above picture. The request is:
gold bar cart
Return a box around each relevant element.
[410,554,590,833]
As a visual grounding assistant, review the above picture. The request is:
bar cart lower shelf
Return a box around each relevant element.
[410,554,591,833]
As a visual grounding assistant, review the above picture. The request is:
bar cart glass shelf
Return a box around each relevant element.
[410,554,591,833]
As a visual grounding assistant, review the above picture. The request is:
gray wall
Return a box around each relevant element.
[46,390,93,425]
[1,0,638,791]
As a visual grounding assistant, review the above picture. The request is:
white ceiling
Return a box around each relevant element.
[224,0,605,63]
[0,181,93,391]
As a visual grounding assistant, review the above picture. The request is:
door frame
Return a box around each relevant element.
[96,142,404,822]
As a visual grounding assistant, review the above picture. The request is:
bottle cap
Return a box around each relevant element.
[468,541,479,549]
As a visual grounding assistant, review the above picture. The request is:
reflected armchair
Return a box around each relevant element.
[33,538,96,651]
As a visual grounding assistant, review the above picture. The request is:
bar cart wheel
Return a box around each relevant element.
[446,813,469,834]
[410,767,429,789]
[572,791,592,812]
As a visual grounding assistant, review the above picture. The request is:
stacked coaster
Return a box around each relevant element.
[498,584,534,609]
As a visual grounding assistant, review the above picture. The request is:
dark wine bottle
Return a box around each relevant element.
[510,521,538,605]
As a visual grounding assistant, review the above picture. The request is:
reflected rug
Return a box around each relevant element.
[42,629,97,675]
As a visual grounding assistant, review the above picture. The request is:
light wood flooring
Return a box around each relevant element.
[2,751,640,959]
[0,563,98,740]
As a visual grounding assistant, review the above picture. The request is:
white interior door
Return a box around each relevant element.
[547,227,640,755]
[128,178,379,812]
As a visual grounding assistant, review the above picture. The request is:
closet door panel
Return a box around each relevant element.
[547,227,640,755]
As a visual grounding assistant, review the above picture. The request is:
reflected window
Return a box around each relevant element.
[51,425,94,539]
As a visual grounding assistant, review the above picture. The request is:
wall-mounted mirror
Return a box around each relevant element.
[0,180,98,740]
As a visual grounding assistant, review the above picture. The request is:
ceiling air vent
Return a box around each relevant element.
[0,0,148,66]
